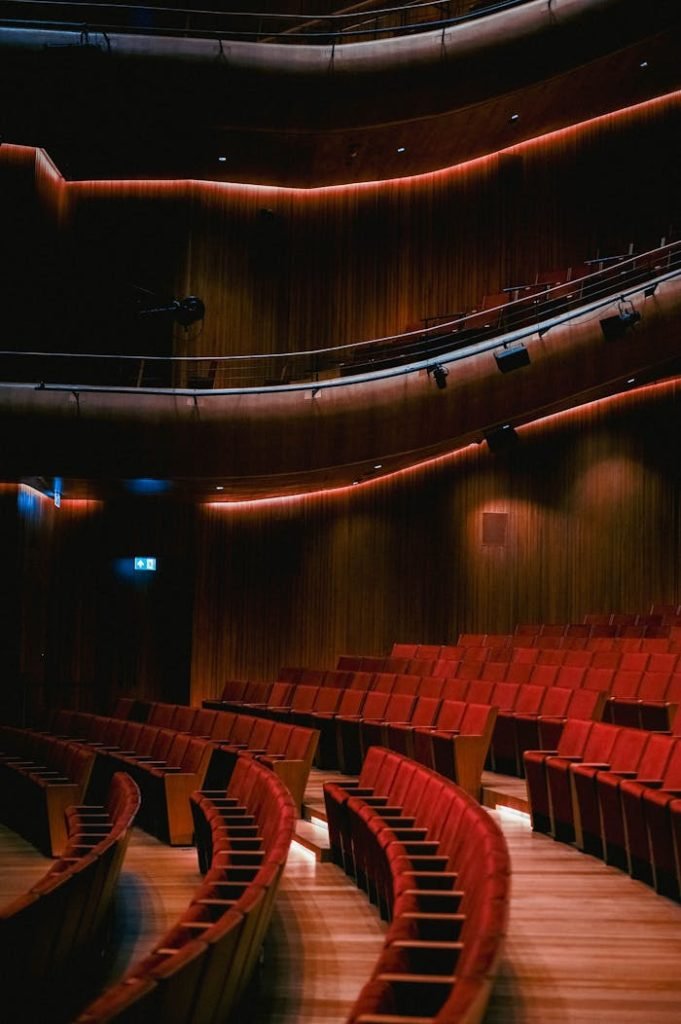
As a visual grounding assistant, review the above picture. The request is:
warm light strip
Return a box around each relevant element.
[203,376,681,510]
[24,88,681,197]
[493,805,531,825]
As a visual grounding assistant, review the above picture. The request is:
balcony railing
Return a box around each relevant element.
[1,241,679,394]
[0,1,533,46]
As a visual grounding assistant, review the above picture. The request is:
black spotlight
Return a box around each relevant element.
[600,297,641,341]
[429,363,449,389]
[495,343,530,373]
[138,295,205,327]
[485,424,519,454]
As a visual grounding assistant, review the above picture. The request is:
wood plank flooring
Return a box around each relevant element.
[2,772,681,1022]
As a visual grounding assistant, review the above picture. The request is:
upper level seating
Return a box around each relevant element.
[75,756,296,1024]
[323,748,511,1024]
[1,772,140,1024]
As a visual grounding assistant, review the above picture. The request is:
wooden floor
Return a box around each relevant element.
[2,773,681,1022]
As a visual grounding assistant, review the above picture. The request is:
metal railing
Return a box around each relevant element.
[0,0,532,45]
[1,240,679,394]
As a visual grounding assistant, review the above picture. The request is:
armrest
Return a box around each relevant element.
[575,762,611,770]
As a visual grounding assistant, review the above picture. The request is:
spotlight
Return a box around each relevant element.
[429,363,449,389]
[485,424,519,454]
[137,295,206,327]
[600,297,641,341]
[495,344,530,373]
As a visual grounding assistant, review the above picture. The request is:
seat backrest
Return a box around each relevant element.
[607,727,650,770]
[382,658,409,674]
[192,710,218,736]
[372,673,397,693]
[530,665,559,687]
[647,652,680,674]
[361,692,391,719]
[583,668,615,692]
[514,684,547,714]
[268,682,293,706]
[440,678,470,701]
[335,689,367,716]
[466,680,494,704]
[383,693,417,722]
[248,718,275,749]
[537,686,571,717]
[268,723,293,754]
[417,677,446,699]
[229,716,257,745]
[391,644,419,658]
[148,702,176,728]
[610,670,643,698]
[563,650,594,668]
[619,651,649,672]
[357,746,387,786]
[460,702,495,736]
[556,718,594,755]
[406,659,436,676]
[209,711,237,741]
[416,645,444,659]
[555,666,587,689]
[662,743,681,788]
[349,671,375,691]
[434,700,467,731]
[635,733,676,779]
[172,706,198,733]
[299,668,326,686]
[290,685,319,711]
[637,671,672,700]
[580,722,619,761]
[408,697,442,727]
[566,687,605,721]
[489,682,520,710]
[312,688,343,713]
[392,674,421,695]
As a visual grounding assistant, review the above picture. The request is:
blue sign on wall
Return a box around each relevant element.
[134,557,157,572]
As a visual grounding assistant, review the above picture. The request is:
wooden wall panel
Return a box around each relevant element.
[189,380,681,703]
[11,491,196,720]
[1,93,679,360]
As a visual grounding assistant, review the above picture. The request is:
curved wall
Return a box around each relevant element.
[4,379,681,715]
[2,91,678,366]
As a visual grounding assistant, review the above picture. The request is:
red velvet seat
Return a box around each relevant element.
[597,732,676,870]
[524,718,595,834]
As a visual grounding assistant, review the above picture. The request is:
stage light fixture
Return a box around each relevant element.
[600,296,641,341]
[485,424,519,454]
[429,363,449,389]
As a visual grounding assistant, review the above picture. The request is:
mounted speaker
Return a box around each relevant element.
[495,344,530,373]
[485,425,519,454]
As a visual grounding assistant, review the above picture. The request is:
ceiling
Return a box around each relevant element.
[1,0,680,185]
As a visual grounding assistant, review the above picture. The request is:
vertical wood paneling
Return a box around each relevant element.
[1,93,679,361]
[11,491,196,719]
[189,382,681,703]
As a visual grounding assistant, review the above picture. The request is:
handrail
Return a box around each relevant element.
[0,240,678,396]
[0,0,533,45]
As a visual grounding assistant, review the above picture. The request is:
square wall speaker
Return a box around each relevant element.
[495,345,530,372]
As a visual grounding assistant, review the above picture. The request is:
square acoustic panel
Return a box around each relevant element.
[482,512,508,545]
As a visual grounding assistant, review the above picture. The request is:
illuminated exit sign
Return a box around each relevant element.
[134,557,157,572]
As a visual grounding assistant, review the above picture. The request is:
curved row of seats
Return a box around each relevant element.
[0,726,96,856]
[75,756,296,1024]
[0,772,141,1024]
[324,748,511,1024]
[525,721,681,901]
[39,703,318,828]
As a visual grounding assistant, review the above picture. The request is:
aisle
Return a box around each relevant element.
[486,806,681,1023]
